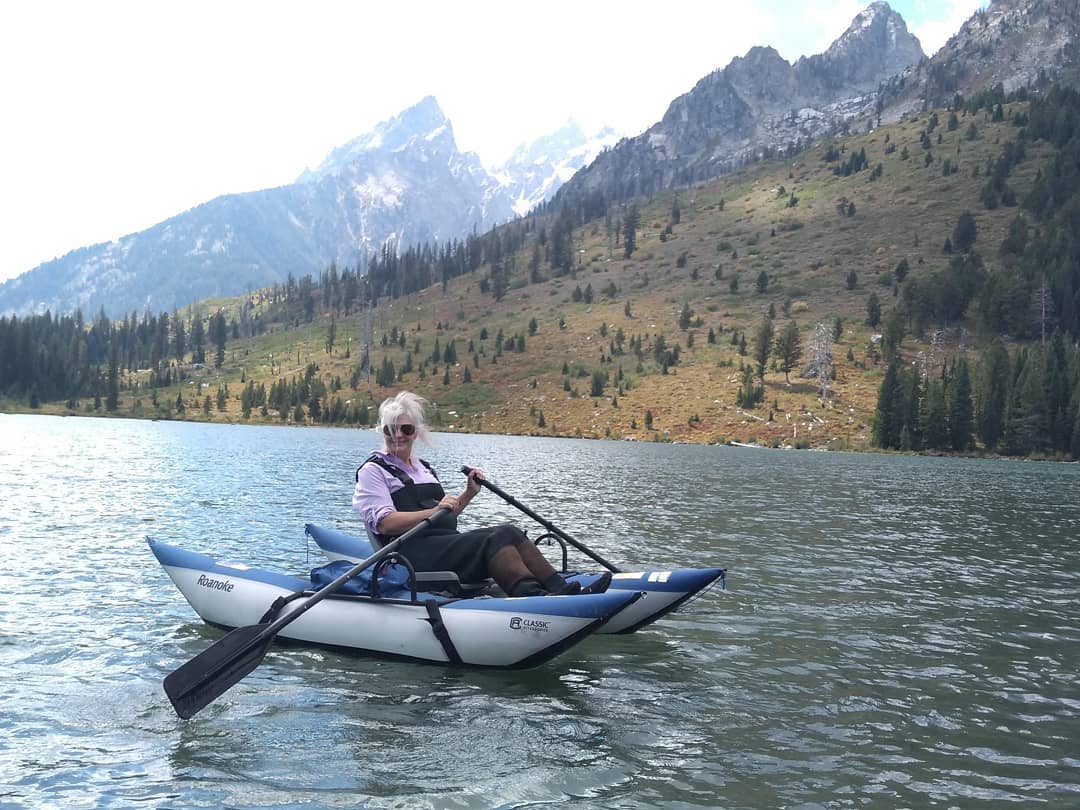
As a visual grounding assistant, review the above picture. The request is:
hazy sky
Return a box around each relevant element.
[0,0,986,284]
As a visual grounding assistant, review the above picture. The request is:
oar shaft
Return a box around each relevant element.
[461,466,621,573]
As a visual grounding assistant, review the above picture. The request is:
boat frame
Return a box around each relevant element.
[150,538,642,669]
[305,523,726,635]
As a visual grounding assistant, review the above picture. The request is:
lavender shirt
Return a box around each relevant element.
[352,451,441,536]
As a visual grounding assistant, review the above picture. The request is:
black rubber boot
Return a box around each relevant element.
[508,577,547,597]
[542,572,568,591]
[542,572,582,595]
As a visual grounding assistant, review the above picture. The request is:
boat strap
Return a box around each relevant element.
[423,599,463,665]
[258,590,308,624]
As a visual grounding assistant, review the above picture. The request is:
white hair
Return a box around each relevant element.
[376,390,432,446]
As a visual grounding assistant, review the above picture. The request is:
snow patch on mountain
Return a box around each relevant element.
[495,120,620,217]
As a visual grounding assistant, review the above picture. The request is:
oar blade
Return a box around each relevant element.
[164,624,273,719]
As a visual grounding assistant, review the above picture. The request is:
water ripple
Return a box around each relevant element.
[1,415,1078,807]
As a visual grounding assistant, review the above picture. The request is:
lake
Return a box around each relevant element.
[1,413,1078,808]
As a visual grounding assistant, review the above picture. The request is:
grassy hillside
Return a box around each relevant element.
[30,102,1048,449]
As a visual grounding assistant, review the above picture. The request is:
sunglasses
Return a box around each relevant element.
[383,423,416,436]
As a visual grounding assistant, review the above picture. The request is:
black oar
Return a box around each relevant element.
[461,466,621,573]
[163,507,451,719]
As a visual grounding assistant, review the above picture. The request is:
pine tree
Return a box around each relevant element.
[977,341,1010,450]
[623,205,639,259]
[105,338,120,412]
[774,321,802,384]
[190,317,205,365]
[948,359,974,450]
[211,312,227,368]
[952,211,978,253]
[1045,331,1070,450]
[172,316,186,363]
[901,366,923,450]
[376,356,395,387]
[678,302,692,330]
[753,317,775,381]
[922,378,949,450]
[866,293,882,327]
[529,243,543,284]
[1071,393,1080,459]
[1004,348,1048,455]
[872,362,901,448]
[894,258,910,284]
[590,371,605,397]
[491,259,508,301]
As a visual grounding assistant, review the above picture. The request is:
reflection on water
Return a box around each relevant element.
[1,414,1078,807]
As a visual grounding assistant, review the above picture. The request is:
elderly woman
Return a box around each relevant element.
[353,390,584,597]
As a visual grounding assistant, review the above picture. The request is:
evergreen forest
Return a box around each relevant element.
[2,84,1080,460]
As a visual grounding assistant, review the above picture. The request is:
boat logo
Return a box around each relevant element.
[197,574,235,593]
[508,617,549,632]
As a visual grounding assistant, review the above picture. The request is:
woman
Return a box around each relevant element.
[353,390,586,596]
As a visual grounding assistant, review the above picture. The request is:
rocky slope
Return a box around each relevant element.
[879,0,1080,119]
[555,2,924,204]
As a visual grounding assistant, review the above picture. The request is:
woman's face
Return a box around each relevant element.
[383,415,416,456]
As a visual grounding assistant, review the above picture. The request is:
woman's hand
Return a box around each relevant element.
[446,466,484,515]
[464,466,485,497]
[437,494,461,515]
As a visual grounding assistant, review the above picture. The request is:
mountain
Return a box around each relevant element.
[555,1,925,206]
[0,98,612,319]
[492,121,620,217]
[877,0,1080,118]
[557,0,1080,211]
[7,0,1074,321]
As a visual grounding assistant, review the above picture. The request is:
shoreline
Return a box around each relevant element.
[3,406,1075,464]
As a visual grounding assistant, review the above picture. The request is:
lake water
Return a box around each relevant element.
[1,413,1078,808]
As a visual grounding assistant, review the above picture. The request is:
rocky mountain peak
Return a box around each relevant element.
[799,1,923,92]
[557,2,926,207]
[298,96,457,184]
[496,120,620,216]
[878,0,1080,119]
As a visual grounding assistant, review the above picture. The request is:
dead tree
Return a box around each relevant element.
[802,321,834,402]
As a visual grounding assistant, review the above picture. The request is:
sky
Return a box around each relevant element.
[0,0,987,285]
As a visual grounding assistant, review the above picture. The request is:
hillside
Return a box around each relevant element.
[8,98,1055,450]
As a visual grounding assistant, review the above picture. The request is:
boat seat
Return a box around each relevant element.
[367,525,501,597]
